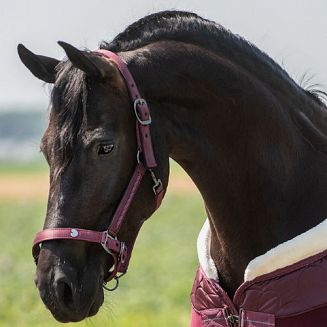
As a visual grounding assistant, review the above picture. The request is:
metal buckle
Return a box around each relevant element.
[227,314,239,327]
[223,307,240,327]
[134,98,152,125]
[149,169,162,195]
[101,231,117,255]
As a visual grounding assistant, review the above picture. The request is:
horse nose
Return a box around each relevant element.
[35,245,105,322]
[53,270,78,312]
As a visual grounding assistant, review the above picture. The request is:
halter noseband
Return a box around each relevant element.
[32,49,165,291]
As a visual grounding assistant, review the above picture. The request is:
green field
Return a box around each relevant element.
[0,162,205,327]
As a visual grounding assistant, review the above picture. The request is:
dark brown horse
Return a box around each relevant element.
[18,11,327,323]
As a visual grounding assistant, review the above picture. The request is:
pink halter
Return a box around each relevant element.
[32,49,165,291]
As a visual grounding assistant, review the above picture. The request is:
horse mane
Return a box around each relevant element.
[101,10,327,106]
[299,72,327,105]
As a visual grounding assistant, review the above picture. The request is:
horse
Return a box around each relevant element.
[17,11,327,325]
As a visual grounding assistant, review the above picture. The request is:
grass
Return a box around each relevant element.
[0,162,205,327]
[0,159,47,176]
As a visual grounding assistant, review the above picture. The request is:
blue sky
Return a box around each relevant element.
[1,0,326,111]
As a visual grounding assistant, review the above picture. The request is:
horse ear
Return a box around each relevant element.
[17,44,59,83]
[58,41,106,80]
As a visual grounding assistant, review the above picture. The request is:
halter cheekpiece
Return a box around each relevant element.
[32,49,165,291]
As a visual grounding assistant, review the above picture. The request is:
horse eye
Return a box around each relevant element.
[97,144,114,156]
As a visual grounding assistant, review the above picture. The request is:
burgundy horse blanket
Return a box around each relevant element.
[191,220,327,326]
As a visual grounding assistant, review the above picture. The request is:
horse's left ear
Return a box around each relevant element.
[17,44,59,83]
[58,41,109,80]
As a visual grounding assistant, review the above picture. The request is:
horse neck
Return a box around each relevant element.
[124,42,327,296]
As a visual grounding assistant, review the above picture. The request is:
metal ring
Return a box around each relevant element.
[103,277,119,292]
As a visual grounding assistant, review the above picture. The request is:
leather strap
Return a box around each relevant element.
[32,49,165,287]
[32,228,122,262]
[108,163,146,237]
[96,49,157,169]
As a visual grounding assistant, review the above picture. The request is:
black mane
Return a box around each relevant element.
[101,12,295,89]
[101,10,326,105]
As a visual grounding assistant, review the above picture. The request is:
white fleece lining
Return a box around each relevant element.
[197,218,327,282]
[245,219,327,281]
[197,219,218,280]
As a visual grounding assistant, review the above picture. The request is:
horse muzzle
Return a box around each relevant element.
[34,242,105,322]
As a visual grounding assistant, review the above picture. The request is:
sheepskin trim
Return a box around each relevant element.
[244,219,327,281]
[197,219,218,280]
[197,218,327,282]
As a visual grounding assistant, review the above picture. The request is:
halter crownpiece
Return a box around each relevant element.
[32,49,165,291]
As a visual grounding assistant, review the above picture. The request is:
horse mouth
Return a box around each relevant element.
[41,284,104,323]
[50,298,103,323]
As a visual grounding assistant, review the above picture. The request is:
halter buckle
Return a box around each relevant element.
[101,231,117,255]
[134,98,152,125]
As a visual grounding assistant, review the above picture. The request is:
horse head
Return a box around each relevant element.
[17,42,169,322]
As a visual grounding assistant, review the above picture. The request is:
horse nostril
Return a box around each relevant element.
[55,277,76,311]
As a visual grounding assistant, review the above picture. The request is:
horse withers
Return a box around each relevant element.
[18,11,327,326]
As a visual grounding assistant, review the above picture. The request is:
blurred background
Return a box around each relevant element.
[0,1,326,326]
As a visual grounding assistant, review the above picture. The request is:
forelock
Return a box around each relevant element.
[49,60,88,176]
